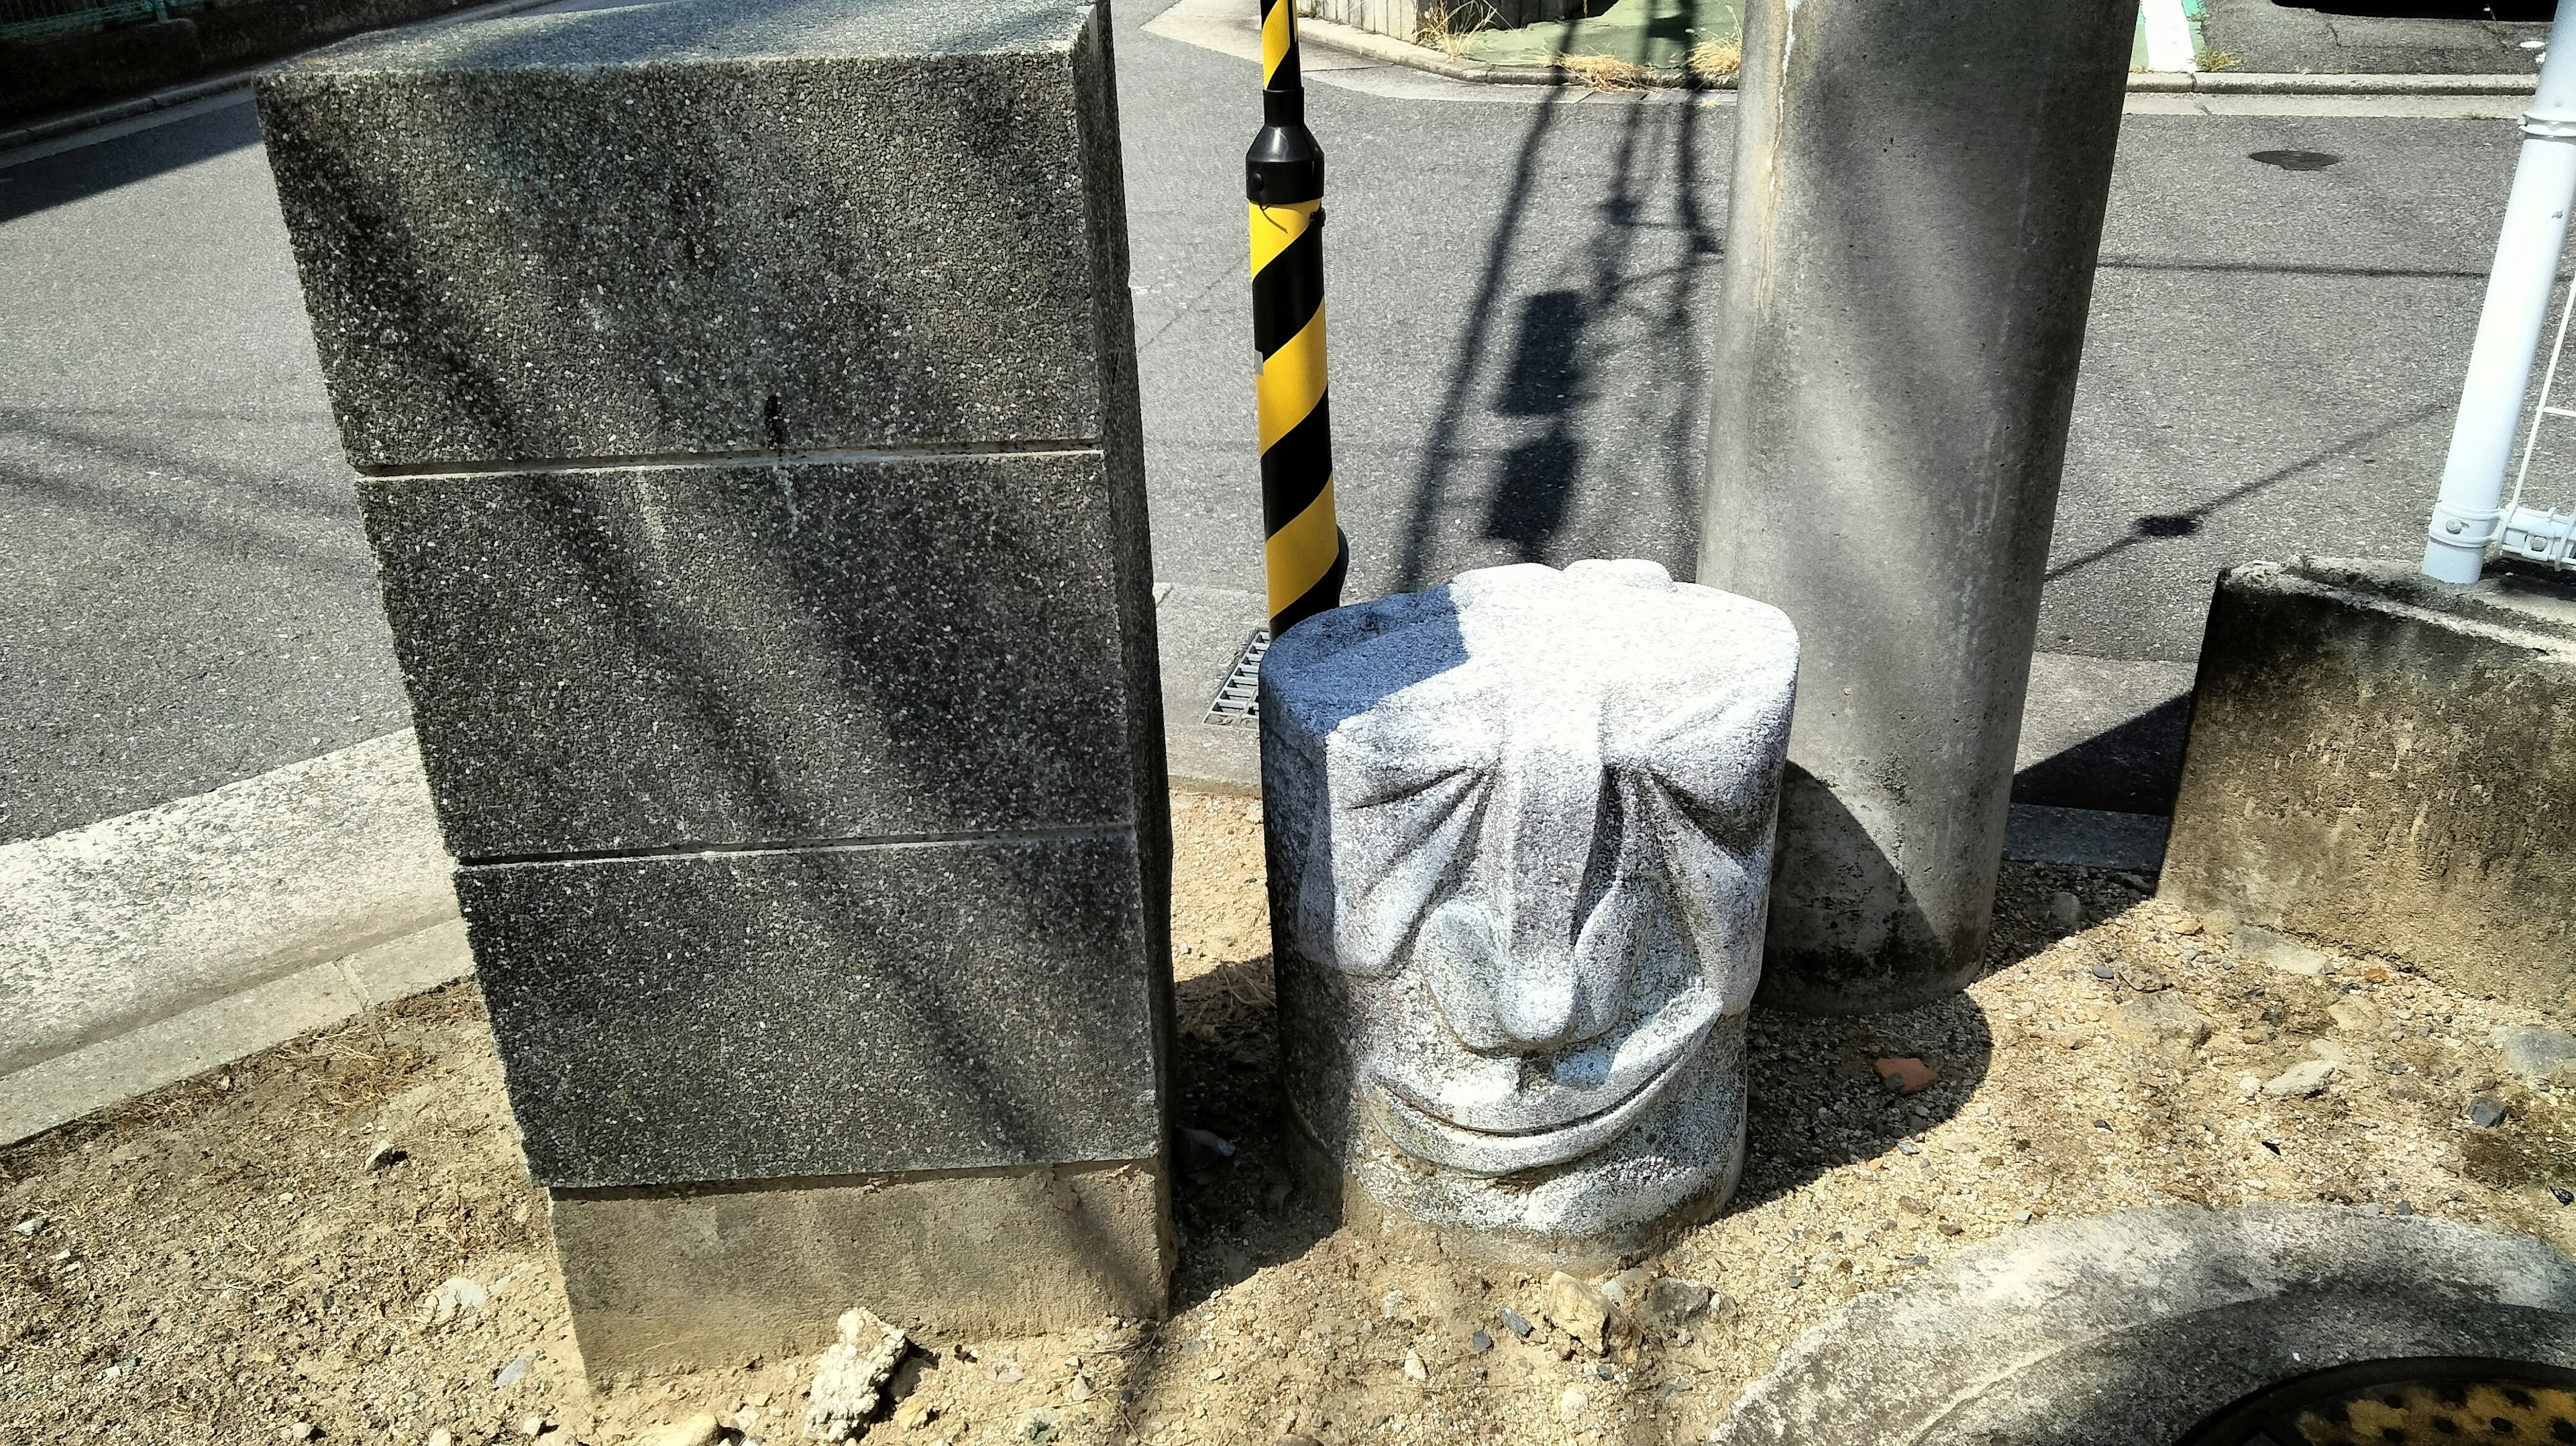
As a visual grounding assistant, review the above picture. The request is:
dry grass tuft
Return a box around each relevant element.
[1175,955,1277,1040]
[2198,48,2242,70]
[1687,37,1741,78]
[1415,0,1498,57]
[1562,52,1656,89]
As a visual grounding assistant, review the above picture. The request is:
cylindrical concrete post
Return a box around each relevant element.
[1697,0,2137,1012]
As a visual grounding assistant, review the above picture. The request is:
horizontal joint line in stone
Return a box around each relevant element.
[457,822,1136,870]
[549,1156,1162,1203]
[357,441,1106,480]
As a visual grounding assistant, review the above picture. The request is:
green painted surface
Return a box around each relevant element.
[1455,0,1739,69]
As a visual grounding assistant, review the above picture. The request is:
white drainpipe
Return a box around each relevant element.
[2423,0,2576,585]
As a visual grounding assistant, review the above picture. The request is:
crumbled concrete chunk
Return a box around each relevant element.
[804,1306,908,1442]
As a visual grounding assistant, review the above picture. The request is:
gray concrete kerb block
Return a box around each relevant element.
[1714,1205,2576,1446]
[2160,557,2576,1015]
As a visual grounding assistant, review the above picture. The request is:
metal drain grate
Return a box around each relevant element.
[2179,1357,2576,1446]
[1204,627,1269,724]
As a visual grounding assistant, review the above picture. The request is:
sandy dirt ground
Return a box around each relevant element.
[3,791,2569,1446]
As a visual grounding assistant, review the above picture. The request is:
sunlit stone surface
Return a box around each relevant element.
[1263,561,1799,1259]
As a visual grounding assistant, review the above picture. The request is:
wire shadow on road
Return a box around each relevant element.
[1393,0,1721,592]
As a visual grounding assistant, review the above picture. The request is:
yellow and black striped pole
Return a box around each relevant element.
[1247,0,1348,635]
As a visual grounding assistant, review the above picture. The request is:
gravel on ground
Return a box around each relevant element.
[3,791,2569,1445]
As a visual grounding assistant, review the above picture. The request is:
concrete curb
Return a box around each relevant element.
[0,730,460,1146]
[0,921,472,1147]
[0,0,562,154]
[1291,14,2538,97]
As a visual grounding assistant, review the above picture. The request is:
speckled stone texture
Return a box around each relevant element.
[364,455,1140,860]
[256,0,1134,467]
[1261,561,1798,1262]
[258,0,1171,1284]
[460,834,1159,1188]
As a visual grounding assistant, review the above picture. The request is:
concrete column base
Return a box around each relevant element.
[549,1158,1170,1379]
[2160,557,2576,1013]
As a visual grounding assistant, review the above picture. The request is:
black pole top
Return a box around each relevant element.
[1246,105,1324,205]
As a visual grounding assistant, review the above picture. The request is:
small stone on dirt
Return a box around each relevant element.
[897,1402,938,1431]
[284,1425,315,1443]
[1018,1407,1061,1443]
[1558,1387,1591,1422]
[519,1416,549,1437]
[2496,1025,2576,1085]
[423,1276,486,1327]
[363,1142,407,1171]
[1896,1195,1930,1215]
[426,1431,453,1446]
[1597,1266,1651,1310]
[1540,1273,1619,1355]
[1468,1329,1493,1353]
[2469,1095,2510,1127]
[1403,1348,1428,1382]
[2554,1187,2573,1206]
[643,1412,722,1446]
[1498,1306,1533,1337]
[494,1349,537,1388]
[11,1215,43,1236]
[2108,993,2213,1055]
[1874,1058,1939,1093]
[2115,959,2167,992]
[2263,1060,2339,1098]
[2047,891,2082,930]
[2088,963,2116,981]
[2233,924,2332,976]
[1644,1276,1713,1324]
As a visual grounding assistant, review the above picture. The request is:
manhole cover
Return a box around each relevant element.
[2251,149,2343,171]
[1204,627,1269,724]
[2180,1357,2576,1445]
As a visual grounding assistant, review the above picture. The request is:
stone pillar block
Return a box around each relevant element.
[2161,558,2576,1014]
[1260,561,1797,1266]
[255,0,1171,1373]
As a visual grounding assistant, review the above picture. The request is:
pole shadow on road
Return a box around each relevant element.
[1397,0,1721,591]
[0,95,264,223]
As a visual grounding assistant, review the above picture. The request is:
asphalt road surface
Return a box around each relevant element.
[0,0,2530,842]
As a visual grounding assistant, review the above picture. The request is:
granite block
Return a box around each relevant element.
[256,0,1132,466]
[1263,561,1796,1262]
[362,453,1145,859]
[548,1160,1169,1376]
[458,832,1165,1189]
